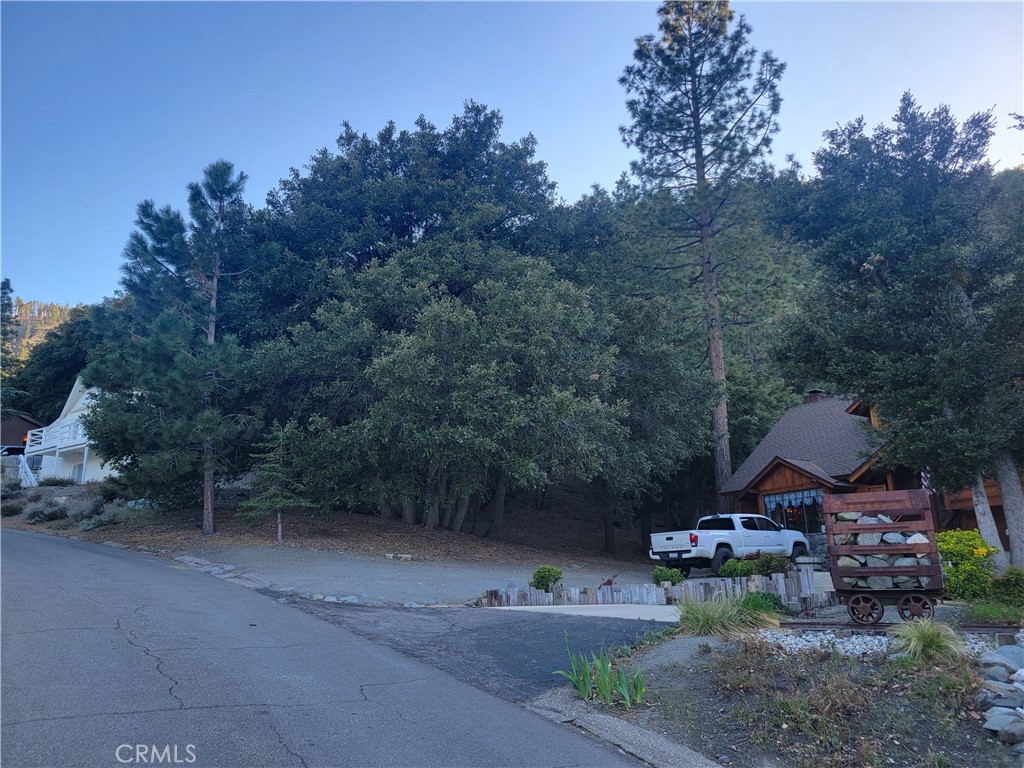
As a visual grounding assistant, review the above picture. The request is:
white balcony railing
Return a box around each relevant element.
[25,420,87,452]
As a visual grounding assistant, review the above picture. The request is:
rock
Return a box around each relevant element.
[878,514,893,523]
[893,557,918,568]
[857,516,879,525]
[837,512,862,521]
[838,556,862,568]
[980,651,1019,673]
[984,714,1018,732]
[991,695,1024,709]
[857,533,883,546]
[916,554,932,564]
[311,594,325,601]
[340,595,359,604]
[1012,741,1024,755]
[866,576,894,590]
[983,681,1021,695]
[834,533,854,545]
[996,645,1024,669]
[919,577,931,588]
[1015,668,1024,684]
[986,666,1013,683]
[424,599,439,606]
[842,578,858,587]
[987,707,1019,718]
[906,533,929,545]
[856,578,870,588]
[867,556,891,568]
[999,721,1024,745]
[403,601,423,608]
[882,532,906,544]
[324,595,338,603]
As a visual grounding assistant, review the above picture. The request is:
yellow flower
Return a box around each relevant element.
[973,547,993,558]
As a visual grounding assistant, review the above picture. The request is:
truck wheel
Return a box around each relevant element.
[711,548,733,576]
[791,544,808,561]
[672,564,691,578]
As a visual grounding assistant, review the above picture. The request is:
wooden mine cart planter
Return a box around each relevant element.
[824,490,944,625]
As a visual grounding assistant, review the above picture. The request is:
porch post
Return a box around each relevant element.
[81,444,90,484]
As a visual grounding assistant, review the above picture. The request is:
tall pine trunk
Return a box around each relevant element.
[450,495,471,533]
[202,441,215,536]
[971,472,1008,572]
[993,451,1024,567]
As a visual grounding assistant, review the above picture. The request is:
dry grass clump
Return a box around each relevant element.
[887,619,966,663]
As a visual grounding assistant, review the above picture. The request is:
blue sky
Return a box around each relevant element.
[3,2,1022,306]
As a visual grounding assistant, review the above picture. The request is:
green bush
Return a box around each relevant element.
[961,601,1024,626]
[720,559,755,578]
[751,552,793,576]
[530,564,564,592]
[652,566,685,585]
[38,477,76,487]
[992,566,1024,608]
[65,494,105,522]
[1,498,27,517]
[936,529,996,600]
[25,498,67,524]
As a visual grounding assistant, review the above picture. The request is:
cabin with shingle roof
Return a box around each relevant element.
[721,391,921,535]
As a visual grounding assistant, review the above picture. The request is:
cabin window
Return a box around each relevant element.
[761,489,824,534]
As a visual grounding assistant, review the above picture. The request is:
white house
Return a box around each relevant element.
[24,377,115,484]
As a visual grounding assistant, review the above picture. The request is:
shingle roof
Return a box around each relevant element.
[721,398,877,494]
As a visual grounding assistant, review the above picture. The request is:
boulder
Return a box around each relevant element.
[837,512,862,521]
[983,713,1018,732]
[906,533,929,545]
[877,514,893,523]
[857,532,883,546]
[919,577,931,588]
[842,578,858,587]
[916,554,932,564]
[834,533,854,545]
[837,556,862,568]
[882,532,906,544]
[866,575,894,590]
[982,680,1021,696]
[990,695,1024,709]
[998,720,1024,745]
[893,557,918,568]
[867,556,891,568]
[986,666,1012,684]
[979,651,1018,673]
[995,645,1024,669]
[986,707,1019,718]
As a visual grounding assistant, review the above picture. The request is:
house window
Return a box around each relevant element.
[761,489,824,534]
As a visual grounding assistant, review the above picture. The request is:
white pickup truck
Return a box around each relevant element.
[649,514,810,576]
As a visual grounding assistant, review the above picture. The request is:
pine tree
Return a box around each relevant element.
[238,422,313,543]
[620,1,785,513]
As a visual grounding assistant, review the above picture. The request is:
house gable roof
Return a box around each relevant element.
[722,397,877,495]
[54,377,92,423]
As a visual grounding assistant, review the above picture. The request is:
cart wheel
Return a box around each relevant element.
[847,594,884,625]
[897,593,934,621]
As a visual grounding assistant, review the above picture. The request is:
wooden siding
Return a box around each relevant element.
[756,464,822,494]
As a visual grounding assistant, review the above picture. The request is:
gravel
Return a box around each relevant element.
[754,628,1002,657]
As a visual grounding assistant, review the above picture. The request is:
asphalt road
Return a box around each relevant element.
[1,530,643,768]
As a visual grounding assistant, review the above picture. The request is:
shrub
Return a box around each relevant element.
[1,498,27,517]
[38,477,76,487]
[652,565,685,585]
[992,566,1024,608]
[530,564,564,592]
[720,558,755,578]
[936,529,996,600]
[887,618,965,663]
[677,594,780,639]
[751,552,793,576]
[25,498,68,524]
[961,601,1024,626]
[65,494,105,522]
[1,480,22,496]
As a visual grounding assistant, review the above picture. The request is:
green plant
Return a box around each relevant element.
[25,498,67,524]
[652,565,684,585]
[65,494,105,522]
[887,619,965,663]
[738,590,790,615]
[628,668,646,706]
[553,632,593,700]
[1,480,22,495]
[1,497,27,516]
[676,594,781,638]
[591,647,615,705]
[751,552,792,576]
[719,558,755,578]
[992,566,1024,607]
[961,600,1024,626]
[529,564,564,592]
[37,477,76,487]
[936,529,996,600]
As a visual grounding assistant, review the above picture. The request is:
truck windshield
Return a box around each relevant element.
[697,517,735,531]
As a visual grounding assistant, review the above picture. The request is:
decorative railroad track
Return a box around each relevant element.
[778,621,1022,635]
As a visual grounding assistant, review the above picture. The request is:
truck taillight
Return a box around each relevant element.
[689,533,698,547]
[649,535,654,549]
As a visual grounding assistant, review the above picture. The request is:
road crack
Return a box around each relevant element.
[115,605,185,709]
[267,720,310,768]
